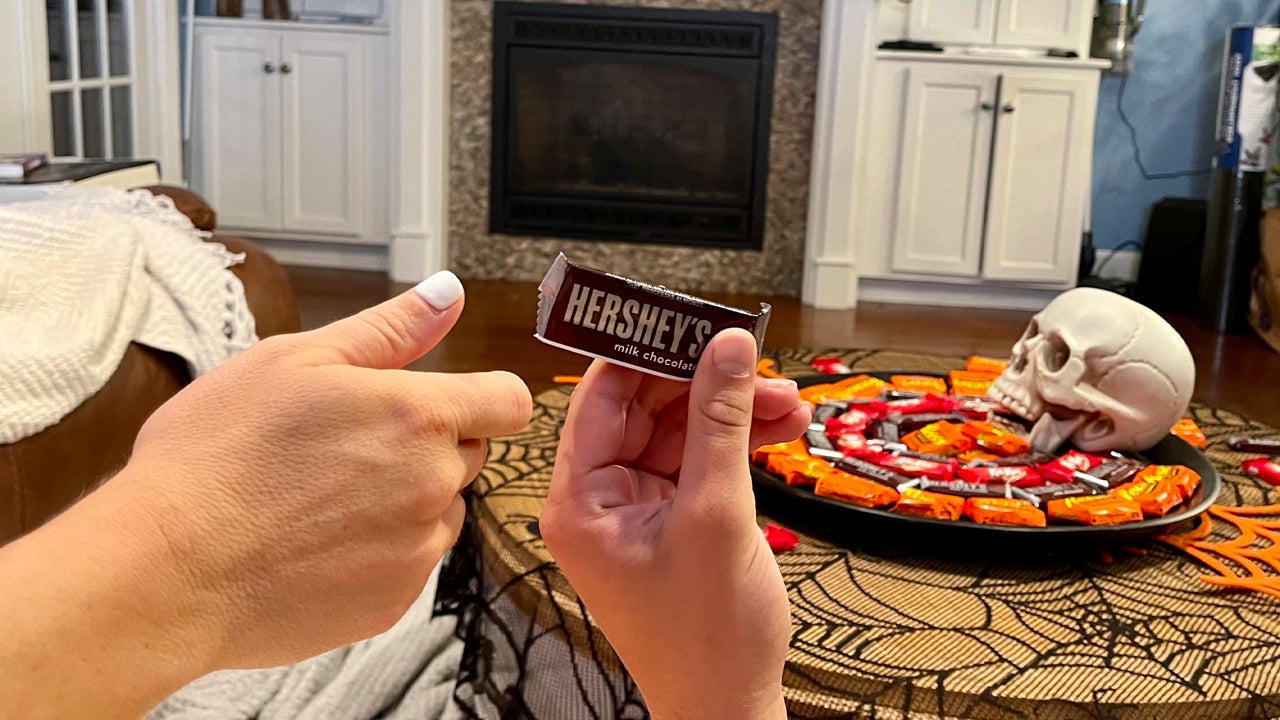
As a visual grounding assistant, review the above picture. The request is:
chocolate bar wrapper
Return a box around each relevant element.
[535,253,770,381]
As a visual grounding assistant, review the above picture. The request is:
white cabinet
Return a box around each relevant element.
[192,19,388,247]
[907,0,1093,56]
[860,56,1099,293]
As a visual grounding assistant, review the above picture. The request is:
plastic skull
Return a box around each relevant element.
[989,288,1195,454]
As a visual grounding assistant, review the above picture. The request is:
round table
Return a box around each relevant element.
[436,347,1280,720]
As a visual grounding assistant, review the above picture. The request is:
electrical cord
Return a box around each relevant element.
[1117,74,1215,180]
[1091,238,1144,279]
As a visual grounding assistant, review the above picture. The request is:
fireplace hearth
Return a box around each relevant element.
[489,2,778,250]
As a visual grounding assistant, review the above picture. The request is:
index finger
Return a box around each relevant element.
[558,359,644,473]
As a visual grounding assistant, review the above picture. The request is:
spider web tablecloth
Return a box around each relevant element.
[435,347,1280,720]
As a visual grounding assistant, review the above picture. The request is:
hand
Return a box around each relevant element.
[113,271,532,669]
[540,329,811,720]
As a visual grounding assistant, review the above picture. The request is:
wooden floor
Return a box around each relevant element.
[286,266,1280,429]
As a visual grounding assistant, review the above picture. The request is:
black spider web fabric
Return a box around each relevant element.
[434,348,1280,720]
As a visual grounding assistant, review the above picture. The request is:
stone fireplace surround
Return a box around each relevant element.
[451,0,819,296]
[394,1,876,307]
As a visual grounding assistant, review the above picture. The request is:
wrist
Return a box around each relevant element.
[0,466,225,718]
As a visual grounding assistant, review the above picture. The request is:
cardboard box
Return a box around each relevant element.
[1249,209,1280,353]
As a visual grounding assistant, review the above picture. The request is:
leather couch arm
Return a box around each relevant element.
[138,185,217,232]
[216,234,301,338]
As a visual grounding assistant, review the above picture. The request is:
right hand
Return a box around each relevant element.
[109,271,532,671]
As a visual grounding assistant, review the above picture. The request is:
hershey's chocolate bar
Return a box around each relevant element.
[916,479,1011,499]
[835,457,910,488]
[1228,435,1280,453]
[812,402,850,424]
[535,254,771,381]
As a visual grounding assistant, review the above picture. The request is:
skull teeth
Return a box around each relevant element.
[990,382,1042,422]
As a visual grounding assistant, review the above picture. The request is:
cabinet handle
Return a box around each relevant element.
[980,101,994,112]
[264,62,276,74]
[1002,103,1015,113]
[280,63,292,74]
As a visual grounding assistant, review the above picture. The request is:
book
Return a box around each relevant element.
[0,153,48,180]
[0,159,160,189]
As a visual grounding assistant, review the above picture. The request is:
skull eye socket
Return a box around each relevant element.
[1042,335,1070,372]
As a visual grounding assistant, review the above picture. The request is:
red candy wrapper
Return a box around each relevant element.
[957,464,1045,487]
[834,432,875,458]
[885,394,954,415]
[824,403,887,435]
[811,356,852,375]
[763,522,799,553]
[871,452,957,481]
[1242,457,1280,486]
[1038,450,1106,484]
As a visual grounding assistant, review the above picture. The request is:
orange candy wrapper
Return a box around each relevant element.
[965,355,1009,374]
[773,455,835,487]
[1046,495,1144,526]
[815,470,900,509]
[963,497,1047,527]
[891,374,949,395]
[799,374,886,404]
[1170,418,1208,449]
[1110,475,1183,517]
[753,439,808,466]
[1130,464,1201,501]
[948,370,999,398]
[903,421,974,456]
[961,420,1031,456]
[891,487,965,521]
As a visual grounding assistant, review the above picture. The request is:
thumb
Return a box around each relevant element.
[301,270,465,369]
[677,328,759,521]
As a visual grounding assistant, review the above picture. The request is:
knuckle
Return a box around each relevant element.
[696,390,753,431]
[249,334,298,363]
[350,309,418,358]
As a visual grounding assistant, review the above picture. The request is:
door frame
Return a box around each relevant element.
[11,0,181,182]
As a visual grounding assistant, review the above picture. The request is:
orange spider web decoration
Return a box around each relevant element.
[1160,504,1280,598]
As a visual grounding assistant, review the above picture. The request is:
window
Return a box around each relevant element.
[45,0,135,159]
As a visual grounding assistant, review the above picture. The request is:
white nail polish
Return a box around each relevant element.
[414,271,464,311]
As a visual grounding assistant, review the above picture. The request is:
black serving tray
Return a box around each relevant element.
[751,373,1220,552]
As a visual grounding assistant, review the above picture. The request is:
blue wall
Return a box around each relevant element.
[1091,0,1280,251]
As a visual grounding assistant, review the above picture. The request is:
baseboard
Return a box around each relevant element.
[240,236,389,272]
[1092,248,1141,282]
[857,277,1064,311]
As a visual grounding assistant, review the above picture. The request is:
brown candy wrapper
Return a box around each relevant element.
[536,253,770,381]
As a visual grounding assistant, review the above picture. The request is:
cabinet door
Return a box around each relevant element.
[982,71,1096,283]
[907,0,997,46]
[280,34,366,235]
[192,28,282,230]
[995,0,1091,53]
[890,66,998,278]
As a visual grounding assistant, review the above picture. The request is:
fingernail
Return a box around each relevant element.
[711,332,755,377]
[765,377,798,392]
[414,271,463,311]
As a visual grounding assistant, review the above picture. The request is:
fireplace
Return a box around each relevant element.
[489,2,778,250]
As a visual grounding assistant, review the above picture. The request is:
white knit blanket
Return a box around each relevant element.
[0,186,256,443]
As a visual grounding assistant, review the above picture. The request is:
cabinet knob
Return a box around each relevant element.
[264,62,276,74]
[1002,103,1015,113]
[980,101,994,112]
[280,63,292,74]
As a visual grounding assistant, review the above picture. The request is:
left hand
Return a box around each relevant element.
[540,330,811,720]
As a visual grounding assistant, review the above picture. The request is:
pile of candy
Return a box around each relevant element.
[752,356,1203,528]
